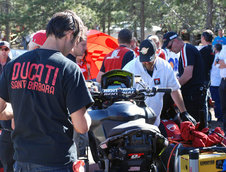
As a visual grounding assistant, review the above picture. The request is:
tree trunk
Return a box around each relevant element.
[101,0,106,33]
[101,15,106,33]
[107,0,111,35]
[206,0,213,29]
[132,0,137,38]
[5,0,10,42]
[140,0,145,41]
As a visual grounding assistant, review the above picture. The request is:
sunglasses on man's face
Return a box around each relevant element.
[0,47,9,51]
[167,39,174,50]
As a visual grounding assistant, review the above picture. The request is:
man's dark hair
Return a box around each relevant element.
[118,29,132,44]
[202,30,213,42]
[214,43,222,52]
[46,10,82,39]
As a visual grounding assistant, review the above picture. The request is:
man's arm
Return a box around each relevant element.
[71,106,91,134]
[0,98,13,120]
[96,71,104,83]
[121,50,135,68]
[178,65,193,86]
[170,89,186,113]
[218,59,226,68]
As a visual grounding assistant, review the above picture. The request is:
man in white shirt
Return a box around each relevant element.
[210,44,223,121]
[215,45,226,132]
[123,39,191,126]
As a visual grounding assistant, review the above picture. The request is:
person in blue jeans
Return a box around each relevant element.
[0,10,93,172]
[210,44,223,121]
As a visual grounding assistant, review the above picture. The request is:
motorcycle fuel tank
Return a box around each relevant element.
[88,101,156,142]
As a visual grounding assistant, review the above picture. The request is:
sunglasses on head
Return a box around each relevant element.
[0,47,9,51]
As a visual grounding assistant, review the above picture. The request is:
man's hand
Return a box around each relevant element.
[218,59,226,68]
[0,98,13,120]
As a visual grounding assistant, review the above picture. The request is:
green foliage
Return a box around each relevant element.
[71,4,98,30]
[0,0,225,45]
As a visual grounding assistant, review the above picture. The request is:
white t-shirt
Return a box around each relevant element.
[219,45,226,78]
[163,49,180,76]
[123,57,180,126]
[210,53,221,86]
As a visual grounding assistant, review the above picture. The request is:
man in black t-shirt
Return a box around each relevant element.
[163,32,207,128]
[0,11,93,172]
[200,30,215,85]
[199,30,215,127]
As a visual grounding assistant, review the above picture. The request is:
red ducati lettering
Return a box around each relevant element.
[11,62,59,95]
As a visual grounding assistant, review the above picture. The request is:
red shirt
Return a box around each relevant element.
[134,46,139,57]
[77,60,90,80]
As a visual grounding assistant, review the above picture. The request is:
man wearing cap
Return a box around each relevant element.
[28,30,47,50]
[0,41,14,172]
[162,31,206,128]
[123,39,193,126]
[96,28,136,82]
[0,41,11,74]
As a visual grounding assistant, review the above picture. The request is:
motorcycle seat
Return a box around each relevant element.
[108,119,160,137]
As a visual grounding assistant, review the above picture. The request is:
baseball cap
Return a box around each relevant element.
[30,30,47,46]
[162,31,178,49]
[139,39,157,62]
[0,41,10,49]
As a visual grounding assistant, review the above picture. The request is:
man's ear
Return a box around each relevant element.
[65,30,74,40]
[67,30,80,46]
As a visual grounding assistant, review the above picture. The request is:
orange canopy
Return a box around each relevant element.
[86,30,118,79]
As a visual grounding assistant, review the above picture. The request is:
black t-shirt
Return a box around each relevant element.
[0,49,93,165]
[178,43,205,95]
[199,45,214,84]
[66,53,76,63]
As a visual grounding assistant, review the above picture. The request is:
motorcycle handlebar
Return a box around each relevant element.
[154,88,172,94]
[90,87,172,98]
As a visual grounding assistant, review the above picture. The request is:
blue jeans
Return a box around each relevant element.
[14,161,73,172]
[210,86,223,120]
[219,79,226,132]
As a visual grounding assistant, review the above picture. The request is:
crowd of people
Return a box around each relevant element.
[0,9,225,172]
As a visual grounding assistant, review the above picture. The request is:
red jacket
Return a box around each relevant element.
[101,46,134,72]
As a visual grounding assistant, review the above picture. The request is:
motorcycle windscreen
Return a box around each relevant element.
[101,69,134,89]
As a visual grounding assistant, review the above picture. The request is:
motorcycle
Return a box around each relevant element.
[86,69,171,172]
